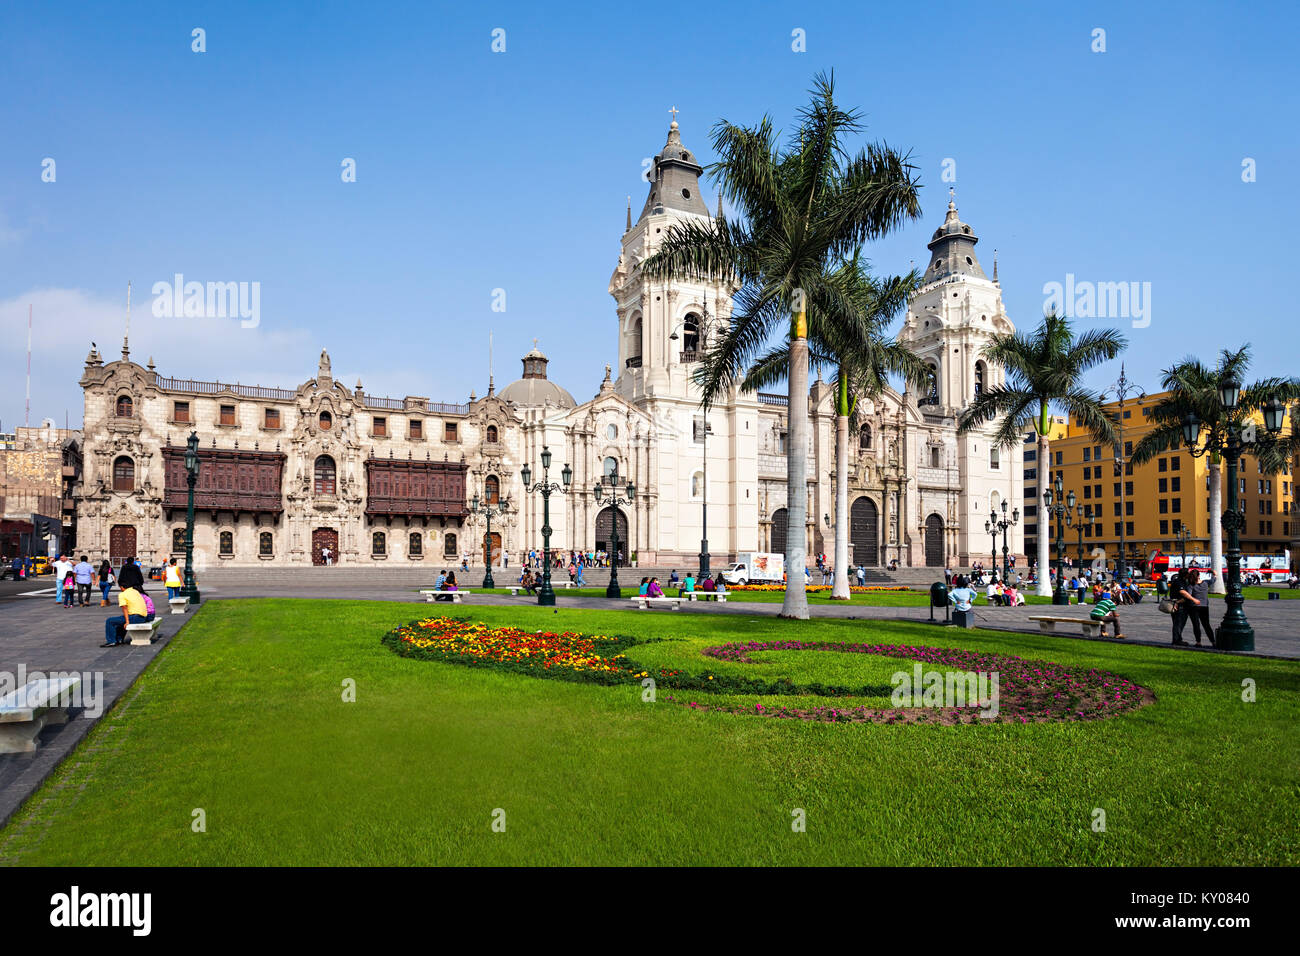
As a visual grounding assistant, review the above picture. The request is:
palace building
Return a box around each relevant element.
[73,120,1024,570]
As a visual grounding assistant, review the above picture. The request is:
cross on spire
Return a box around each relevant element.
[669,105,679,124]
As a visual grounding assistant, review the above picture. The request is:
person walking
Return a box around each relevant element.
[73,554,96,606]
[1186,569,1215,647]
[1169,570,1198,646]
[164,558,183,599]
[97,559,115,605]
[52,554,71,604]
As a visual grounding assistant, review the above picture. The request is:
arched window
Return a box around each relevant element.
[319,410,332,431]
[484,475,500,505]
[372,531,386,555]
[975,361,986,398]
[486,424,498,443]
[925,364,939,404]
[444,532,458,556]
[990,445,1001,470]
[859,424,872,450]
[259,531,273,555]
[604,457,619,481]
[627,314,643,366]
[314,456,336,494]
[172,528,185,552]
[682,312,701,353]
[113,456,135,491]
[409,532,422,556]
[219,531,233,555]
[116,395,134,417]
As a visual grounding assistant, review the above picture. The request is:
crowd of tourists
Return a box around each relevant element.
[29,553,187,647]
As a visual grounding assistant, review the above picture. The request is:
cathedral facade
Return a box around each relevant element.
[73,121,1023,571]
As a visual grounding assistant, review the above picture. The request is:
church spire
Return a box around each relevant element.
[634,112,710,225]
[626,196,632,232]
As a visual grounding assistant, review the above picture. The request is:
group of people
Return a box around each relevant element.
[1161,569,1215,647]
[640,570,727,597]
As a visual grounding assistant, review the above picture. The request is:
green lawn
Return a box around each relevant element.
[2,598,1297,866]
[465,586,1063,607]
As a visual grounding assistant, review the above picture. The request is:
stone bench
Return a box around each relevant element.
[1028,615,1103,638]
[0,677,81,753]
[687,591,728,603]
[629,596,682,610]
[126,618,163,646]
[169,596,190,615]
[420,589,471,603]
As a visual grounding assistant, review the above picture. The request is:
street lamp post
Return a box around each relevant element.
[1176,523,1191,575]
[1101,363,1144,585]
[520,446,571,607]
[984,518,998,578]
[470,493,510,590]
[1043,474,1075,606]
[182,431,201,603]
[991,499,1019,583]
[1073,504,1087,572]
[1182,384,1287,651]
[593,478,636,598]
[671,301,717,581]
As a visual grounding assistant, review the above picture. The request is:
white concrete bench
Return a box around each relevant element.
[629,596,682,610]
[126,618,163,646]
[169,596,190,615]
[420,589,471,603]
[0,677,81,753]
[687,591,728,603]
[1028,615,1103,638]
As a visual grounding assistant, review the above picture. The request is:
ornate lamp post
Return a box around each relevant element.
[992,499,1019,583]
[1072,504,1087,572]
[469,493,510,590]
[983,518,998,578]
[1100,363,1144,584]
[1182,383,1287,651]
[520,446,571,607]
[593,477,636,598]
[1043,474,1075,606]
[182,431,201,603]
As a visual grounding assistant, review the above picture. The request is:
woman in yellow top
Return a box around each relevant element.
[164,558,183,599]
[103,585,149,647]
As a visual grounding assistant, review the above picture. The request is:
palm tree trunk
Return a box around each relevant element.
[832,401,850,600]
[1209,456,1225,594]
[782,321,811,619]
[1036,433,1052,596]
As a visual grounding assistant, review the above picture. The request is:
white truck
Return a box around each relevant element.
[722,552,785,586]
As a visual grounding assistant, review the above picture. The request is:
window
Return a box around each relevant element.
[1160,520,1169,535]
[1258,480,1264,494]
[605,424,616,440]
[173,401,190,422]
[172,528,185,552]
[1172,519,1182,533]
[931,447,941,468]
[484,475,500,505]
[373,416,387,437]
[1113,502,1121,516]
[1083,448,1091,462]
[219,531,233,555]
[1025,467,1037,481]
[682,313,701,352]
[314,455,336,494]
[445,422,458,442]
[1158,458,1167,472]
[1158,478,1167,493]
[259,532,273,555]
[1023,504,1038,517]
[1126,522,1133,536]
[1126,501,1134,516]
[113,456,135,491]
[860,424,872,450]
[1083,466,1091,480]
[1172,498,1181,513]
[1094,445,1102,460]
[692,471,703,498]
[974,361,985,397]
[1125,481,1134,496]
[220,405,236,426]
[372,531,386,555]
[264,408,280,429]
[1083,486,1091,499]
[989,446,1000,469]
[319,410,332,430]
[1115,521,1123,536]
[1055,451,1063,465]
[1159,499,1168,514]
[487,424,498,443]
[1171,456,1181,471]
[603,457,619,480]
[1024,449,1036,462]
[1124,441,1133,456]
[409,419,422,439]
[444,533,457,557]
[1114,482,1122,497]
[1123,410,1131,419]
[116,395,134,417]
[409,532,422,556]
[1125,462,1133,476]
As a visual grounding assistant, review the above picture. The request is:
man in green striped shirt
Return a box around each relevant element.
[1089,594,1123,639]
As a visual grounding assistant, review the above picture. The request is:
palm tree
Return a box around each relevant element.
[740,257,926,599]
[641,73,921,619]
[958,312,1126,596]
[1133,347,1300,594]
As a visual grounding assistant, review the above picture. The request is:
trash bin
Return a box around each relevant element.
[929,582,950,623]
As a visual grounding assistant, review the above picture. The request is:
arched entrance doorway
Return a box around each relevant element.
[109,525,136,565]
[770,508,789,555]
[594,506,629,565]
[924,513,945,567]
[312,528,339,566]
[482,532,502,567]
[850,497,879,566]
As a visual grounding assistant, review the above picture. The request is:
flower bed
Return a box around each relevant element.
[382,618,1152,724]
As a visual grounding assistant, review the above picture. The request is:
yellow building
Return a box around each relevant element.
[1021,392,1295,573]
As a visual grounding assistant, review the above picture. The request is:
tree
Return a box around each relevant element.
[1133,347,1300,594]
[957,312,1126,596]
[641,73,921,619]
[740,257,926,599]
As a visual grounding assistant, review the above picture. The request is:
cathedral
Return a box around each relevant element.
[73,120,1024,570]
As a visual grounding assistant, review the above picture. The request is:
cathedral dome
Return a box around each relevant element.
[923,190,987,282]
[499,340,577,409]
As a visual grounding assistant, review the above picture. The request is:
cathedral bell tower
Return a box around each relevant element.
[609,115,729,403]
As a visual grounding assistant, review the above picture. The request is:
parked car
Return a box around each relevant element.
[30,556,52,575]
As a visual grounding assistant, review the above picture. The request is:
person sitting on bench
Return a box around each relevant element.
[104,583,149,647]
[646,577,665,598]
[638,577,649,597]
[1089,593,1123,638]
[949,577,977,613]
[700,574,716,593]
[521,570,538,596]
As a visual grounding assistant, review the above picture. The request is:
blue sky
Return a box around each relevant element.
[2,0,1296,429]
